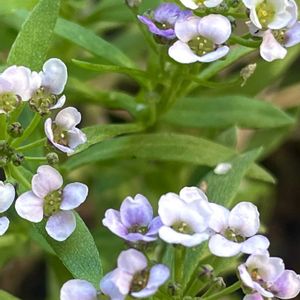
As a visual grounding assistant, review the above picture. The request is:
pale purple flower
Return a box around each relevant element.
[100,249,170,299]
[238,253,300,299]
[102,194,162,243]
[15,165,88,241]
[60,279,98,300]
[45,107,87,154]
[138,3,192,40]
[242,0,297,30]
[180,0,223,9]
[169,14,231,64]
[158,187,212,247]
[208,202,270,257]
[0,181,15,235]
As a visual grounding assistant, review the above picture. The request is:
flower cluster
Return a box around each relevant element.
[60,186,300,299]
[138,0,300,62]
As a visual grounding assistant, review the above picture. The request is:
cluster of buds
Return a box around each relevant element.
[0,140,24,167]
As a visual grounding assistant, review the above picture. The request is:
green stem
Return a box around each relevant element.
[12,114,42,147]
[25,156,47,161]
[0,114,7,140]
[3,166,12,181]
[174,245,186,285]
[9,164,31,190]
[229,34,261,48]
[16,137,46,152]
[201,281,241,300]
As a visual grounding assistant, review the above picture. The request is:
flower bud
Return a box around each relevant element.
[46,152,59,165]
[0,156,9,167]
[198,264,215,280]
[11,152,24,166]
[7,122,24,138]
[0,140,8,152]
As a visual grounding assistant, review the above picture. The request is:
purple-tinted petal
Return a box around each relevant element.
[55,107,81,130]
[0,181,15,213]
[60,279,97,300]
[272,270,300,299]
[15,191,44,223]
[285,22,300,48]
[60,183,88,210]
[153,3,180,25]
[117,249,147,275]
[120,194,153,228]
[100,269,127,299]
[147,216,163,236]
[46,211,76,241]
[238,263,255,289]
[102,209,128,238]
[131,264,170,298]
[243,293,264,300]
[126,232,157,242]
[32,165,63,198]
[0,216,10,236]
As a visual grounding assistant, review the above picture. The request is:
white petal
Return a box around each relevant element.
[0,181,15,213]
[260,30,287,62]
[197,46,230,63]
[168,41,200,64]
[51,95,66,110]
[67,128,87,149]
[46,211,76,241]
[117,249,147,275]
[15,191,44,223]
[159,226,209,247]
[100,270,127,299]
[238,264,255,289]
[45,118,55,144]
[32,165,63,198]
[241,235,270,255]
[285,22,300,47]
[208,234,242,257]
[229,202,260,237]
[60,279,97,300]
[179,186,208,203]
[204,0,223,7]
[174,16,201,42]
[208,203,229,233]
[41,58,68,95]
[0,216,10,235]
[60,183,88,210]
[198,14,232,44]
[55,107,82,130]
[179,0,199,10]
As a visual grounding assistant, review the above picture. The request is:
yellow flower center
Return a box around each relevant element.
[188,36,215,56]
[256,1,276,28]
[44,189,63,216]
[0,92,20,113]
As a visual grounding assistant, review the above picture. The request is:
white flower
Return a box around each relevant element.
[208,202,270,257]
[15,165,88,241]
[60,279,98,300]
[0,181,15,235]
[169,14,231,64]
[238,253,300,299]
[179,0,223,9]
[45,107,87,154]
[158,187,212,247]
[242,0,297,30]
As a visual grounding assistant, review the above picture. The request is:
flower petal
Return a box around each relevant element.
[60,183,88,210]
[102,209,128,238]
[55,107,82,130]
[0,216,10,236]
[100,269,127,299]
[117,249,147,275]
[208,203,229,233]
[243,293,264,300]
[272,270,300,299]
[179,0,199,10]
[60,279,98,300]
[120,194,153,228]
[168,41,200,64]
[179,186,208,203]
[147,216,163,236]
[32,165,63,198]
[285,22,300,48]
[67,128,87,151]
[0,181,15,213]
[174,16,200,42]
[15,191,44,223]
[241,235,270,255]
[51,95,66,110]
[41,58,67,95]
[238,264,255,289]
[197,46,230,63]
[46,211,76,241]
[208,234,242,257]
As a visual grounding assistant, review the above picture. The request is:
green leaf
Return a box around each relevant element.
[163,96,294,129]
[0,0,37,15]
[74,123,145,154]
[35,213,102,286]
[55,18,135,68]
[0,290,20,300]
[72,59,151,88]
[63,133,274,183]
[7,0,61,70]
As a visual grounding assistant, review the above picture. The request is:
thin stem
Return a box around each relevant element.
[0,114,7,140]
[174,245,186,285]
[12,114,42,147]
[25,156,47,161]
[3,165,12,181]
[16,137,46,152]
[201,281,241,300]
[229,34,261,48]
[9,164,31,190]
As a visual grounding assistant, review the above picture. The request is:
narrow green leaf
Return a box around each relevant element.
[63,133,274,183]
[163,96,294,129]
[74,123,145,154]
[55,18,135,68]
[35,213,102,286]
[7,0,61,70]
[0,290,20,300]
[72,59,151,88]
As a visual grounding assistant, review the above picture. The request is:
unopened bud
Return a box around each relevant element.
[125,0,142,8]
[0,156,9,167]
[198,264,214,280]
[240,63,257,87]
[46,152,59,165]
[12,152,24,166]
[0,140,8,152]
[7,122,24,138]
